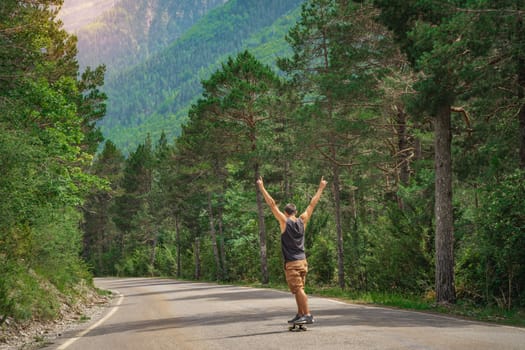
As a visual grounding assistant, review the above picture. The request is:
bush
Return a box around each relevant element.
[0,262,60,323]
[457,170,525,308]
[308,235,335,285]
[363,204,433,294]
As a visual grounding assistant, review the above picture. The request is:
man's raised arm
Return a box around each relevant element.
[300,176,328,226]
[256,177,286,230]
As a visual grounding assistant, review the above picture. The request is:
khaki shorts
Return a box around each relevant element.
[284,259,308,294]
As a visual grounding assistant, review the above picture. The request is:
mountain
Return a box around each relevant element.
[70,0,228,78]
[63,0,304,152]
[58,0,116,33]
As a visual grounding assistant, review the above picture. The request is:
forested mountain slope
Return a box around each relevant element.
[85,0,303,152]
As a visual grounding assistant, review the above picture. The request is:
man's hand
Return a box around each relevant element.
[256,177,264,188]
[320,176,327,189]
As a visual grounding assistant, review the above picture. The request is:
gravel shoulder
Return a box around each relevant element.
[0,289,111,350]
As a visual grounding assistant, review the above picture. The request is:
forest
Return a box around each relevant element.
[1,0,106,323]
[1,0,524,328]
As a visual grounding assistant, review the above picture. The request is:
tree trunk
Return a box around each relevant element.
[516,13,525,169]
[215,159,228,277]
[414,122,422,161]
[207,192,222,280]
[434,105,456,304]
[517,50,525,169]
[519,100,525,169]
[175,213,181,278]
[284,158,292,199]
[150,233,157,276]
[396,105,410,186]
[254,162,269,284]
[249,121,269,284]
[395,105,409,210]
[217,204,227,279]
[332,164,345,289]
[194,237,201,280]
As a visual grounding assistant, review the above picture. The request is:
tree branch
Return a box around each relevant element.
[451,106,473,135]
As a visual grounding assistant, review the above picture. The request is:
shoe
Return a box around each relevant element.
[305,314,315,324]
[288,314,301,324]
[295,314,314,324]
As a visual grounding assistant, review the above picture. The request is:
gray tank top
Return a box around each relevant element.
[281,218,306,262]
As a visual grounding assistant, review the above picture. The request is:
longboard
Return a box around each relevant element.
[288,322,307,332]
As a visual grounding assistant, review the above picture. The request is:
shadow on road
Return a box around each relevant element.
[89,278,501,342]
[166,289,288,302]
[83,301,486,340]
[82,309,289,338]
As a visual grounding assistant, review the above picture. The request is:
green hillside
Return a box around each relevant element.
[98,0,303,152]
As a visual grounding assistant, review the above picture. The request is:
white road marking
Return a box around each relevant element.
[57,291,124,350]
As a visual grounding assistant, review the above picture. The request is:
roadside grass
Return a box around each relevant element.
[95,287,113,297]
[243,282,525,328]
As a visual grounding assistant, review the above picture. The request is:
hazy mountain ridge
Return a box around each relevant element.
[73,0,228,77]
[58,0,116,32]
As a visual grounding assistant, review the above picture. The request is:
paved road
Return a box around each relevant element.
[45,278,525,350]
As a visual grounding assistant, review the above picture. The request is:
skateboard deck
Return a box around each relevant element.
[288,322,307,332]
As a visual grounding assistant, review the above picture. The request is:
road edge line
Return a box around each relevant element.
[57,291,124,349]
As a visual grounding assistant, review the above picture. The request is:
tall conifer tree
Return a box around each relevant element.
[201,50,282,284]
[279,0,390,288]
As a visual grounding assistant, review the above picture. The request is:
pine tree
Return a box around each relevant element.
[82,140,125,275]
[373,0,501,303]
[113,137,154,274]
[278,0,391,288]
[172,98,231,280]
[200,50,283,284]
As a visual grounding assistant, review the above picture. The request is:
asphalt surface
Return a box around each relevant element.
[44,277,525,350]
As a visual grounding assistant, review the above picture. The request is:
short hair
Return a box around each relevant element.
[284,203,297,215]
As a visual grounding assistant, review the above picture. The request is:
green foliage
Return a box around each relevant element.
[363,203,433,293]
[0,263,59,322]
[222,184,263,282]
[153,233,179,276]
[31,208,91,290]
[457,170,525,308]
[308,235,336,285]
[0,0,106,323]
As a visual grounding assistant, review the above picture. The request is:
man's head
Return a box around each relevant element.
[284,203,297,216]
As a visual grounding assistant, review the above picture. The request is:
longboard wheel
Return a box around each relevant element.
[288,324,307,332]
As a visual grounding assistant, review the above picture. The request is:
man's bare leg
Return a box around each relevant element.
[294,288,310,316]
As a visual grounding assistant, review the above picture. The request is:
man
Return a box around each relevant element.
[256,176,327,325]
